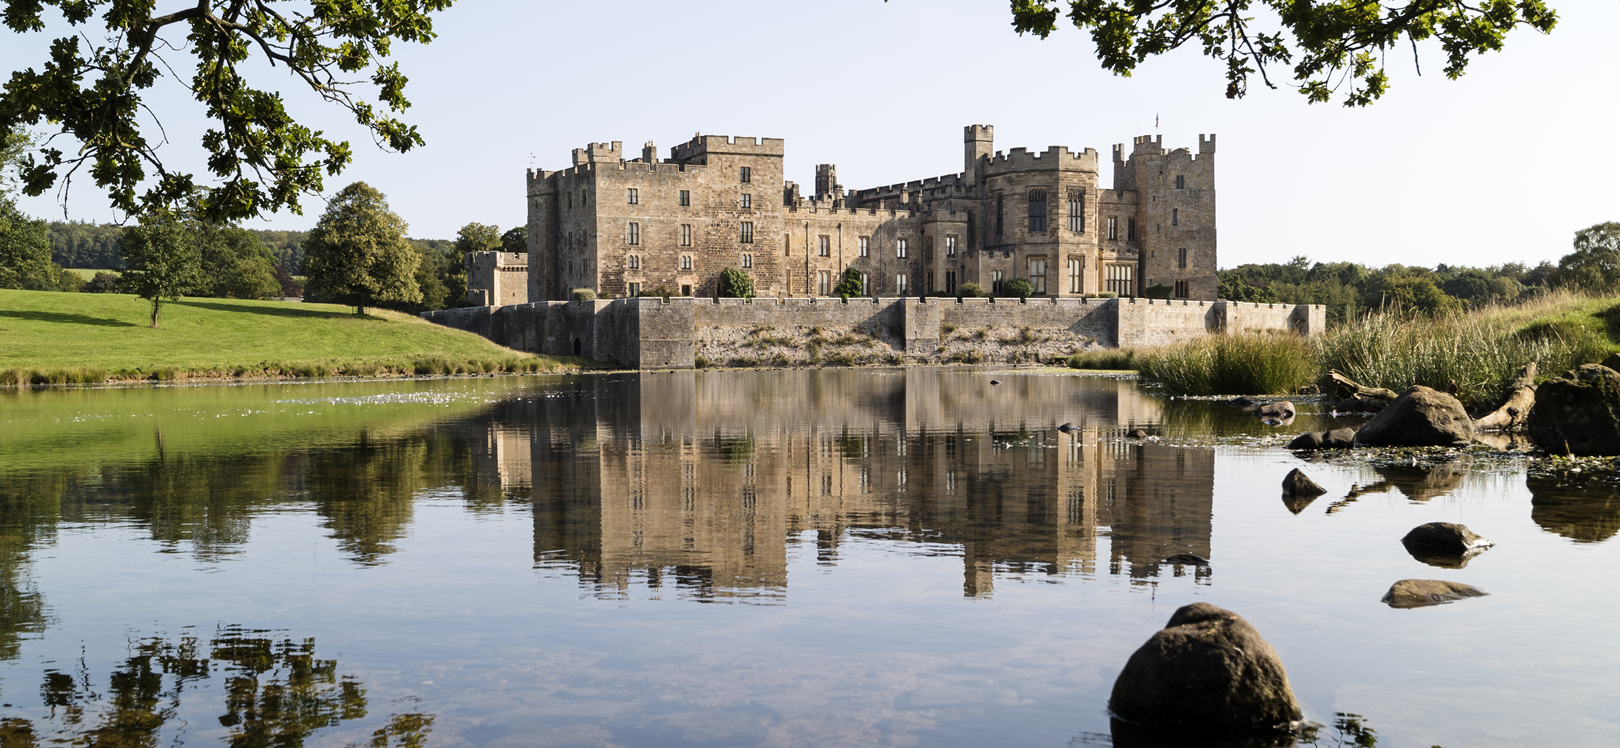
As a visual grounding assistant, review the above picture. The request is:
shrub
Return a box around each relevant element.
[834,267,863,298]
[1085,292,1119,299]
[719,267,754,298]
[1002,278,1034,300]
[1143,284,1173,300]
[570,288,597,301]
[959,281,985,298]
[85,271,122,293]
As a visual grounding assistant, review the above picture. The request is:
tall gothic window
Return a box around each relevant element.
[1068,192,1084,232]
[1028,190,1047,232]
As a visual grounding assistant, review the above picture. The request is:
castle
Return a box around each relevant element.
[518,125,1217,302]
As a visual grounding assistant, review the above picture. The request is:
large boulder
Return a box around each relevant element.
[1381,579,1488,608]
[1322,428,1357,449]
[1352,386,1473,448]
[1108,603,1302,733]
[1527,364,1620,456]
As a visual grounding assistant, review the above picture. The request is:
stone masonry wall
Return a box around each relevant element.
[423,297,1324,369]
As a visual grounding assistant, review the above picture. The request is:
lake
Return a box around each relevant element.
[0,369,1616,747]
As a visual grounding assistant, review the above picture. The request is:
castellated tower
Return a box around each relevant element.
[964,125,993,184]
[1115,134,1217,302]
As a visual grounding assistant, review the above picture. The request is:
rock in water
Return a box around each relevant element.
[1381,579,1488,608]
[1287,432,1325,450]
[1527,364,1620,456]
[1402,522,1492,555]
[1160,553,1209,566]
[1108,603,1302,733]
[1352,386,1473,448]
[1228,396,1260,411]
[1057,422,1076,433]
[990,379,1002,385]
[1321,427,1357,449]
[1256,401,1296,421]
[1282,468,1327,497]
[1127,428,1150,439]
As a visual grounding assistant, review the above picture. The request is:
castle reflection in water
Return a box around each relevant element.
[463,370,1214,601]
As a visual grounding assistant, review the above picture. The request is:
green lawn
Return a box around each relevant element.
[66,267,118,280]
[0,288,599,383]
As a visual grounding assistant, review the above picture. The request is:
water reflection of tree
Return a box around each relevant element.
[13,627,432,747]
[303,432,430,565]
[0,474,61,661]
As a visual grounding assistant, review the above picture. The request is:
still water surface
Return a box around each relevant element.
[0,370,1617,746]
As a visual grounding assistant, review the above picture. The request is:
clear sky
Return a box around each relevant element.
[4,0,1617,269]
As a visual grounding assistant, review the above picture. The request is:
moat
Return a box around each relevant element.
[0,370,1615,746]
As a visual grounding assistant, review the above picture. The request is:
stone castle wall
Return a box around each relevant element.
[422,297,1324,369]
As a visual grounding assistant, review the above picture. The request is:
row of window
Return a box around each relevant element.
[624,254,749,272]
[625,188,748,209]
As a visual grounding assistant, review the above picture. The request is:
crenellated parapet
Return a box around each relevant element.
[982,145,1099,176]
[670,134,786,163]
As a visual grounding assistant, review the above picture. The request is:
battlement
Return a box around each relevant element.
[1114,134,1215,164]
[786,200,918,218]
[982,145,1100,174]
[1200,134,1216,153]
[670,134,786,162]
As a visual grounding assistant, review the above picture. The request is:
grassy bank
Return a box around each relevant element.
[1137,291,1620,407]
[0,289,602,385]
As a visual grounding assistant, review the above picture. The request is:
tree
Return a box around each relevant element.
[500,226,527,254]
[195,224,280,299]
[300,182,421,315]
[1002,278,1034,300]
[85,270,122,293]
[718,267,754,299]
[0,1,453,224]
[0,195,53,289]
[120,217,205,327]
[1549,222,1620,294]
[454,223,502,255]
[1004,1,1557,106]
[833,267,864,298]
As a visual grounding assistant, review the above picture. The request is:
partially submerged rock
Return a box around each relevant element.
[1322,428,1357,449]
[1287,428,1357,451]
[1057,422,1077,433]
[1282,468,1327,497]
[1127,428,1151,439]
[1160,553,1209,566]
[1402,522,1492,555]
[1286,432,1324,450]
[1109,603,1302,733]
[1401,522,1493,567]
[1228,396,1261,411]
[1256,401,1295,421]
[1381,579,1488,608]
[1352,386,1473,448]
[1527,364,1620,456]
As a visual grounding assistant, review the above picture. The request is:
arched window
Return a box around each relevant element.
[1028,190,1047,232]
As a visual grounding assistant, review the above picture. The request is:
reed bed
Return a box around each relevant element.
[1137,292,1620,408]
[1137,333,1318,396]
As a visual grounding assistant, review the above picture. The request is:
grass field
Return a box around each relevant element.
[0,288,603,384]
[65,268,118,280]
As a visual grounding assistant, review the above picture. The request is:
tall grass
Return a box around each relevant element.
[1137,291,1620,407]
[1066,349,1139,370]
[1138,333,1318,396]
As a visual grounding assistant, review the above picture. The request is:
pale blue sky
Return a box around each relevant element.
[3,0,1616,268]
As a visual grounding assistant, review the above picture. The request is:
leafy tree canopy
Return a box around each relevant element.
[0,192,53,289]
[1003,0,1557,105]
[500,226,526,254]
[299,181,421,315]
[1548,222,1620,294]
[0,0,453,223]
[454,222,502,255]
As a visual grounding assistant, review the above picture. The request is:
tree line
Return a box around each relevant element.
[1217,222,1620,326]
